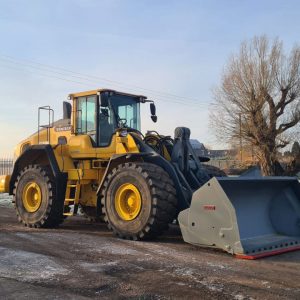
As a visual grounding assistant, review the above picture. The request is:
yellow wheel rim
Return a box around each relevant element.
[115,183,142,221]
[22,182,42,213]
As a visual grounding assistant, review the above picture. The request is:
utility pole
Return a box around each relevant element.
[239,113,243,161]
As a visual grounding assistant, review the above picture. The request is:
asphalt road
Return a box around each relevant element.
[0,199,300,299]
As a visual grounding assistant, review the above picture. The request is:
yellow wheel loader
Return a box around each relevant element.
[0,88,300,258]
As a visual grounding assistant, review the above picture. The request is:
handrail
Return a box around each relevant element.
[38,106,54,144]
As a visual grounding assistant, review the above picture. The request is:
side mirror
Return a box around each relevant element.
[150,103,156,115]
[63,101,72,119]
[150,103,157,123]
[151,115,158,123]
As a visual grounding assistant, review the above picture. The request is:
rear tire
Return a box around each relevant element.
[13,165,64,228]
[101,162,177,240]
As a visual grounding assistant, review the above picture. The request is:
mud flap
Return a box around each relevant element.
[178,177,300,259]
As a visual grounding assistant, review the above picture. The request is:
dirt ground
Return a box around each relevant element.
[0,196,300,300]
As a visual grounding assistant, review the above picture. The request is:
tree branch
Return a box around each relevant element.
[277,115,300,134]
[276,92,296,117]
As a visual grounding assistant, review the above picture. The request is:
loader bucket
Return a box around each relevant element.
[178,177,300,259]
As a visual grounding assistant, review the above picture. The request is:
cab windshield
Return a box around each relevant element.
[76,92,142,147]
[110,94,141,130]
[98,93,141,146]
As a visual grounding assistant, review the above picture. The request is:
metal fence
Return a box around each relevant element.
[0,158,14,175]
[0,157,242,175]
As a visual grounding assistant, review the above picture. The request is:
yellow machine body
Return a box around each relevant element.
[4,88,299,259]
[0,175,11,193]
[12,89,142,210]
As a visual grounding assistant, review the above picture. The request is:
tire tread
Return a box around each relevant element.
[13,164,64,228]
[101,162,177,240]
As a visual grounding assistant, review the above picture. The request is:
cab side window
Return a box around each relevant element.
[76,96,97,142]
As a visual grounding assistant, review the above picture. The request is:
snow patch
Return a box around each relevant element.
[0,193,13,207]
[175,267,195,277]
[174,267,224,292]
[261,281,271,289]
[92,242,140,256]
[0,246,69,281]
[207,262,230,270]
[198,279,224,292]
[234,294,246,300]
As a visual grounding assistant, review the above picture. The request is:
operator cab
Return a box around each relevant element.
[69,89,157,147]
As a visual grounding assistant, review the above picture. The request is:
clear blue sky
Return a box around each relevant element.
[0,0,299,156]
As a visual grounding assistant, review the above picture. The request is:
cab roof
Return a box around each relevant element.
[68,88,147,100]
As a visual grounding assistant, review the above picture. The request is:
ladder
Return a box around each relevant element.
[63,182,81,216]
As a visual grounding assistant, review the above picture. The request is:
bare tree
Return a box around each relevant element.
[291,141,300,158]
[211,36,300,175]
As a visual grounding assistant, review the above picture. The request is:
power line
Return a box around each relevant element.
[0,61,210,108]
[0,61,91,86]
[0,54,203,103]
[0,54,209,106]
[0,58,210,107]
[0,58,100,86]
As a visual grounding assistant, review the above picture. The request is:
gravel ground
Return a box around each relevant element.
[0,195,299,300]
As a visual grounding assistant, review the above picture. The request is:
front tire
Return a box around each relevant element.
[13,165,64,228]
[101,162,177,240]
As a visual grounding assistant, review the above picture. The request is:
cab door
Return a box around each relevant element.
[68,95,97,159]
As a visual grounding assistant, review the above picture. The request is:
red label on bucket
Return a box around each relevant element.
[203,205,216,210]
